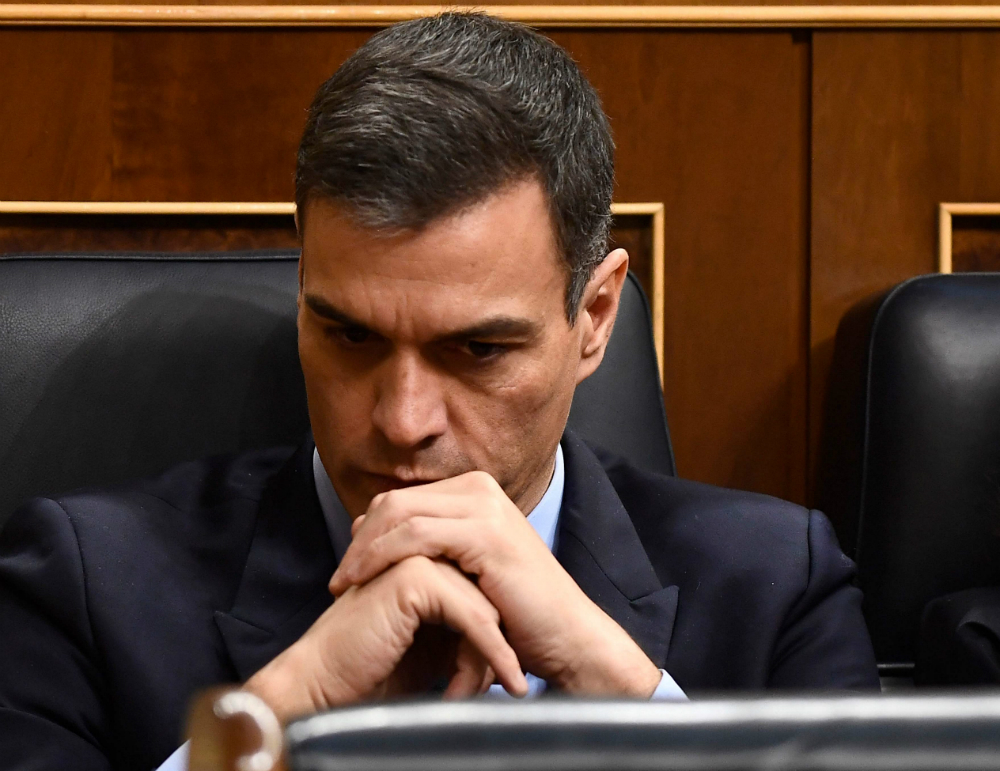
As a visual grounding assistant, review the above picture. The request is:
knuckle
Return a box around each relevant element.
[379,489,401,513]
[469,470,496,492]
[395,580,424,612]
[400,517,418,538]
[366,534,386,561]
[404,517,430,542]
[470,607,494,629]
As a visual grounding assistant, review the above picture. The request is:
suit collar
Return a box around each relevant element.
[556,431,679,668]
[215,438,336,681]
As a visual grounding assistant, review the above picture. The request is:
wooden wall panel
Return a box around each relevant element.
[555,30,810,500]
[810,31,1000,539]
[109,30,373,201]
[0,30,114,200]
[0,27,810,503]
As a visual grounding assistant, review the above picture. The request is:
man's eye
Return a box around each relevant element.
[339,326,370,344]
[467,341,506,359]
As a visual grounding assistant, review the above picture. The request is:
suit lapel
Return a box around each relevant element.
[215,440,337,681]
[556,431,679,669]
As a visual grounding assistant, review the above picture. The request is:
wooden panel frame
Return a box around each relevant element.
[0,200,666,380]
[938,202,1000,273]
[2,4,1000,28]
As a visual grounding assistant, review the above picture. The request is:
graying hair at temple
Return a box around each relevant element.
[294,12,615,320]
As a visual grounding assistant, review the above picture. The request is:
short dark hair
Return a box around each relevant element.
[295,12,614,319]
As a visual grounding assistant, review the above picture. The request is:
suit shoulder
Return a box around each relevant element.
[51,445,296,517]
[595,448,820,579]
[598,448,808,527]
[1,445,301,617]
[3,445,298,561]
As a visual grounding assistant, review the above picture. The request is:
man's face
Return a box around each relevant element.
[298,177,602,519]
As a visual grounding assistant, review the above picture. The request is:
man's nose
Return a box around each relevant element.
[371,351,448,449]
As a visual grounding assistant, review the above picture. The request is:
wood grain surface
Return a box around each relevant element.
[555,29,810,500]
[0,30,114,200]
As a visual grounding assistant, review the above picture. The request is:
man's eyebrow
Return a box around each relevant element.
[303,293,539,340]
[303,294,366,327]
[441,317,541,341]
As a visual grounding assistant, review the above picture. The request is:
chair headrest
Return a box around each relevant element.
[857,273,1000,665]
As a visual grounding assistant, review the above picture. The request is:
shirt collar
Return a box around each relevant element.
[312,444,566,560]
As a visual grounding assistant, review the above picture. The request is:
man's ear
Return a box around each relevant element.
[575,248,629,385]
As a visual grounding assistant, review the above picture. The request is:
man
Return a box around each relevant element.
[0,12,879,771]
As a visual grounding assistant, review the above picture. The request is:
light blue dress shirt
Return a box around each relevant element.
[158,444,684,771]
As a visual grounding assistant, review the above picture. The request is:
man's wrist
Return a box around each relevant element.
[553,616,661,697]
[244,641,338,723]
[568,649,661,697]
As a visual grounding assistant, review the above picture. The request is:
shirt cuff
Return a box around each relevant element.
[650,669,687,701]
[156,741,189,771]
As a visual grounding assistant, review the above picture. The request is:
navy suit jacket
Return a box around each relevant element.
[0,431,878,771]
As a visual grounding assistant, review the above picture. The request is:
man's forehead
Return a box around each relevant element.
[299,181,567,297]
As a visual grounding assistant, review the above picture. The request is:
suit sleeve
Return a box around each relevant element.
[0,498,112,770]
[768,510,880,690]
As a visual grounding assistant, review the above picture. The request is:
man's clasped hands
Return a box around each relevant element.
[245,471,662,721]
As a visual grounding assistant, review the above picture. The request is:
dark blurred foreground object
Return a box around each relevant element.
[847,274,1000,681]
[188,688,1000,771]
[0,251,672,528]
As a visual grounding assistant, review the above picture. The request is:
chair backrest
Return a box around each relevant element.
[0,251,674,526]
[856,273,1000,668]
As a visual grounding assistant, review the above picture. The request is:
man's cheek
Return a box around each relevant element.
[501,366,568,423]
[472,382,557,461]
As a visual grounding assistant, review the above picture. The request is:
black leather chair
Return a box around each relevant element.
[280,695,1000,770]
[855,273,1000,675]
[0,250,674,527]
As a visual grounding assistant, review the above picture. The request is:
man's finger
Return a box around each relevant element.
[332,490,467,594]
[443,638,491,699]
[332,516,487,595]
[410,559,527,697]
[352,480,498,552]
